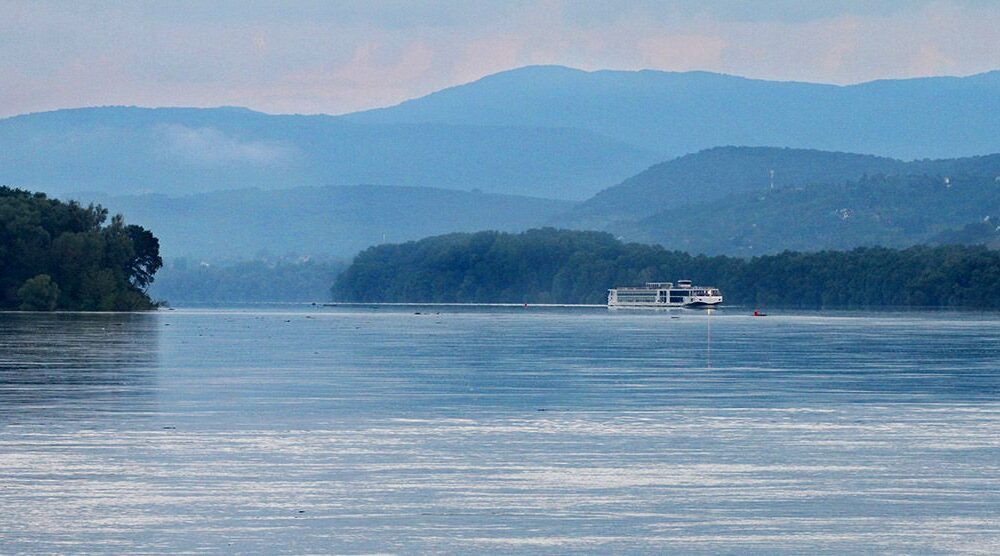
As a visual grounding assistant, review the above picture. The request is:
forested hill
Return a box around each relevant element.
[332,228,1000,308]
[555,147,1000,230]
[621,173,1000,256]
[0,188,162,310]
[555,147,907,228]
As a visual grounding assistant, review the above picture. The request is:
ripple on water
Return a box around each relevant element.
[1,307,998,553]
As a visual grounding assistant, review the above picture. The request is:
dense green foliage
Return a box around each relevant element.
[0,187,162,310]
[151,258,347,304]
[930,218,1000,249]
[333,228,1000,308]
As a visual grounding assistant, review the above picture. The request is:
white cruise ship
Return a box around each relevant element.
[607,280,722,308]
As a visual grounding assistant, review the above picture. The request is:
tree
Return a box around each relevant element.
[332,228,1000,308]
[0,187,162,311]
[17,274,60,311]
[125,224,162,290]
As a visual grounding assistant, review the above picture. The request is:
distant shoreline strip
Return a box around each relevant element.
[324,302,607,308]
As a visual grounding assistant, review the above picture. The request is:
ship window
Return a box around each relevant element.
[670,297,683,303]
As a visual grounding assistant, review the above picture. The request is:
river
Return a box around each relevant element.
[1,307,998,553]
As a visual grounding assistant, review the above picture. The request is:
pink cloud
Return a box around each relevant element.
[636,34,727,70]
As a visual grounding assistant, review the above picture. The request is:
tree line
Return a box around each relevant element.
[333,228,1000,308]
[0,187,162,310]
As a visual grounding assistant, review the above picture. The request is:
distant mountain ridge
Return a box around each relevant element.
[3,65,999,204]
[0,105,655,200]
[348,65,1000,160]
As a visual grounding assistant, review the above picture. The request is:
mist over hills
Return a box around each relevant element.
[0,106,655,200]
[74,185,573,261]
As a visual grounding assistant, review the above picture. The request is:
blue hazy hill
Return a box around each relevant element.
[348,65,1000,160]
[552,146,1000,254]
[617,172,1000,256]
[4,66,998,203]
[0,106,656,200]
[555,147,1000,230]
[554,147,910,228]
[75,185,574,261]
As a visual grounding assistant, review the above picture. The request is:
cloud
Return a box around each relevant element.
[154,124,295,166]
[635,34,728,69]
[0,1,997,117]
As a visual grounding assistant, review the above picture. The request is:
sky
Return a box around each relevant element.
[2,0,999,117]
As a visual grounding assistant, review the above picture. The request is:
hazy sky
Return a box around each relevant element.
[2,1,999,117]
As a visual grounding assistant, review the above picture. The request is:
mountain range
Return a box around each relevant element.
[349,65,1000,160]
[0,105,654,200]
[4,65,1000,263]
[3,65,1000,203]
[73,146,1000,261]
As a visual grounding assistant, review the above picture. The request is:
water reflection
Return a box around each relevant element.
[0,312,159,423]
[0,308,998,553]
[246,307,1000,419]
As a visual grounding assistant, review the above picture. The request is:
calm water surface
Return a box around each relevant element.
[1,307,998,553]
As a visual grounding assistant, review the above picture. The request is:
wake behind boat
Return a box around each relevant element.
[608,280,722,308]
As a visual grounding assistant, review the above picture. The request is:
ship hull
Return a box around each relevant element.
[608,299,722,309]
